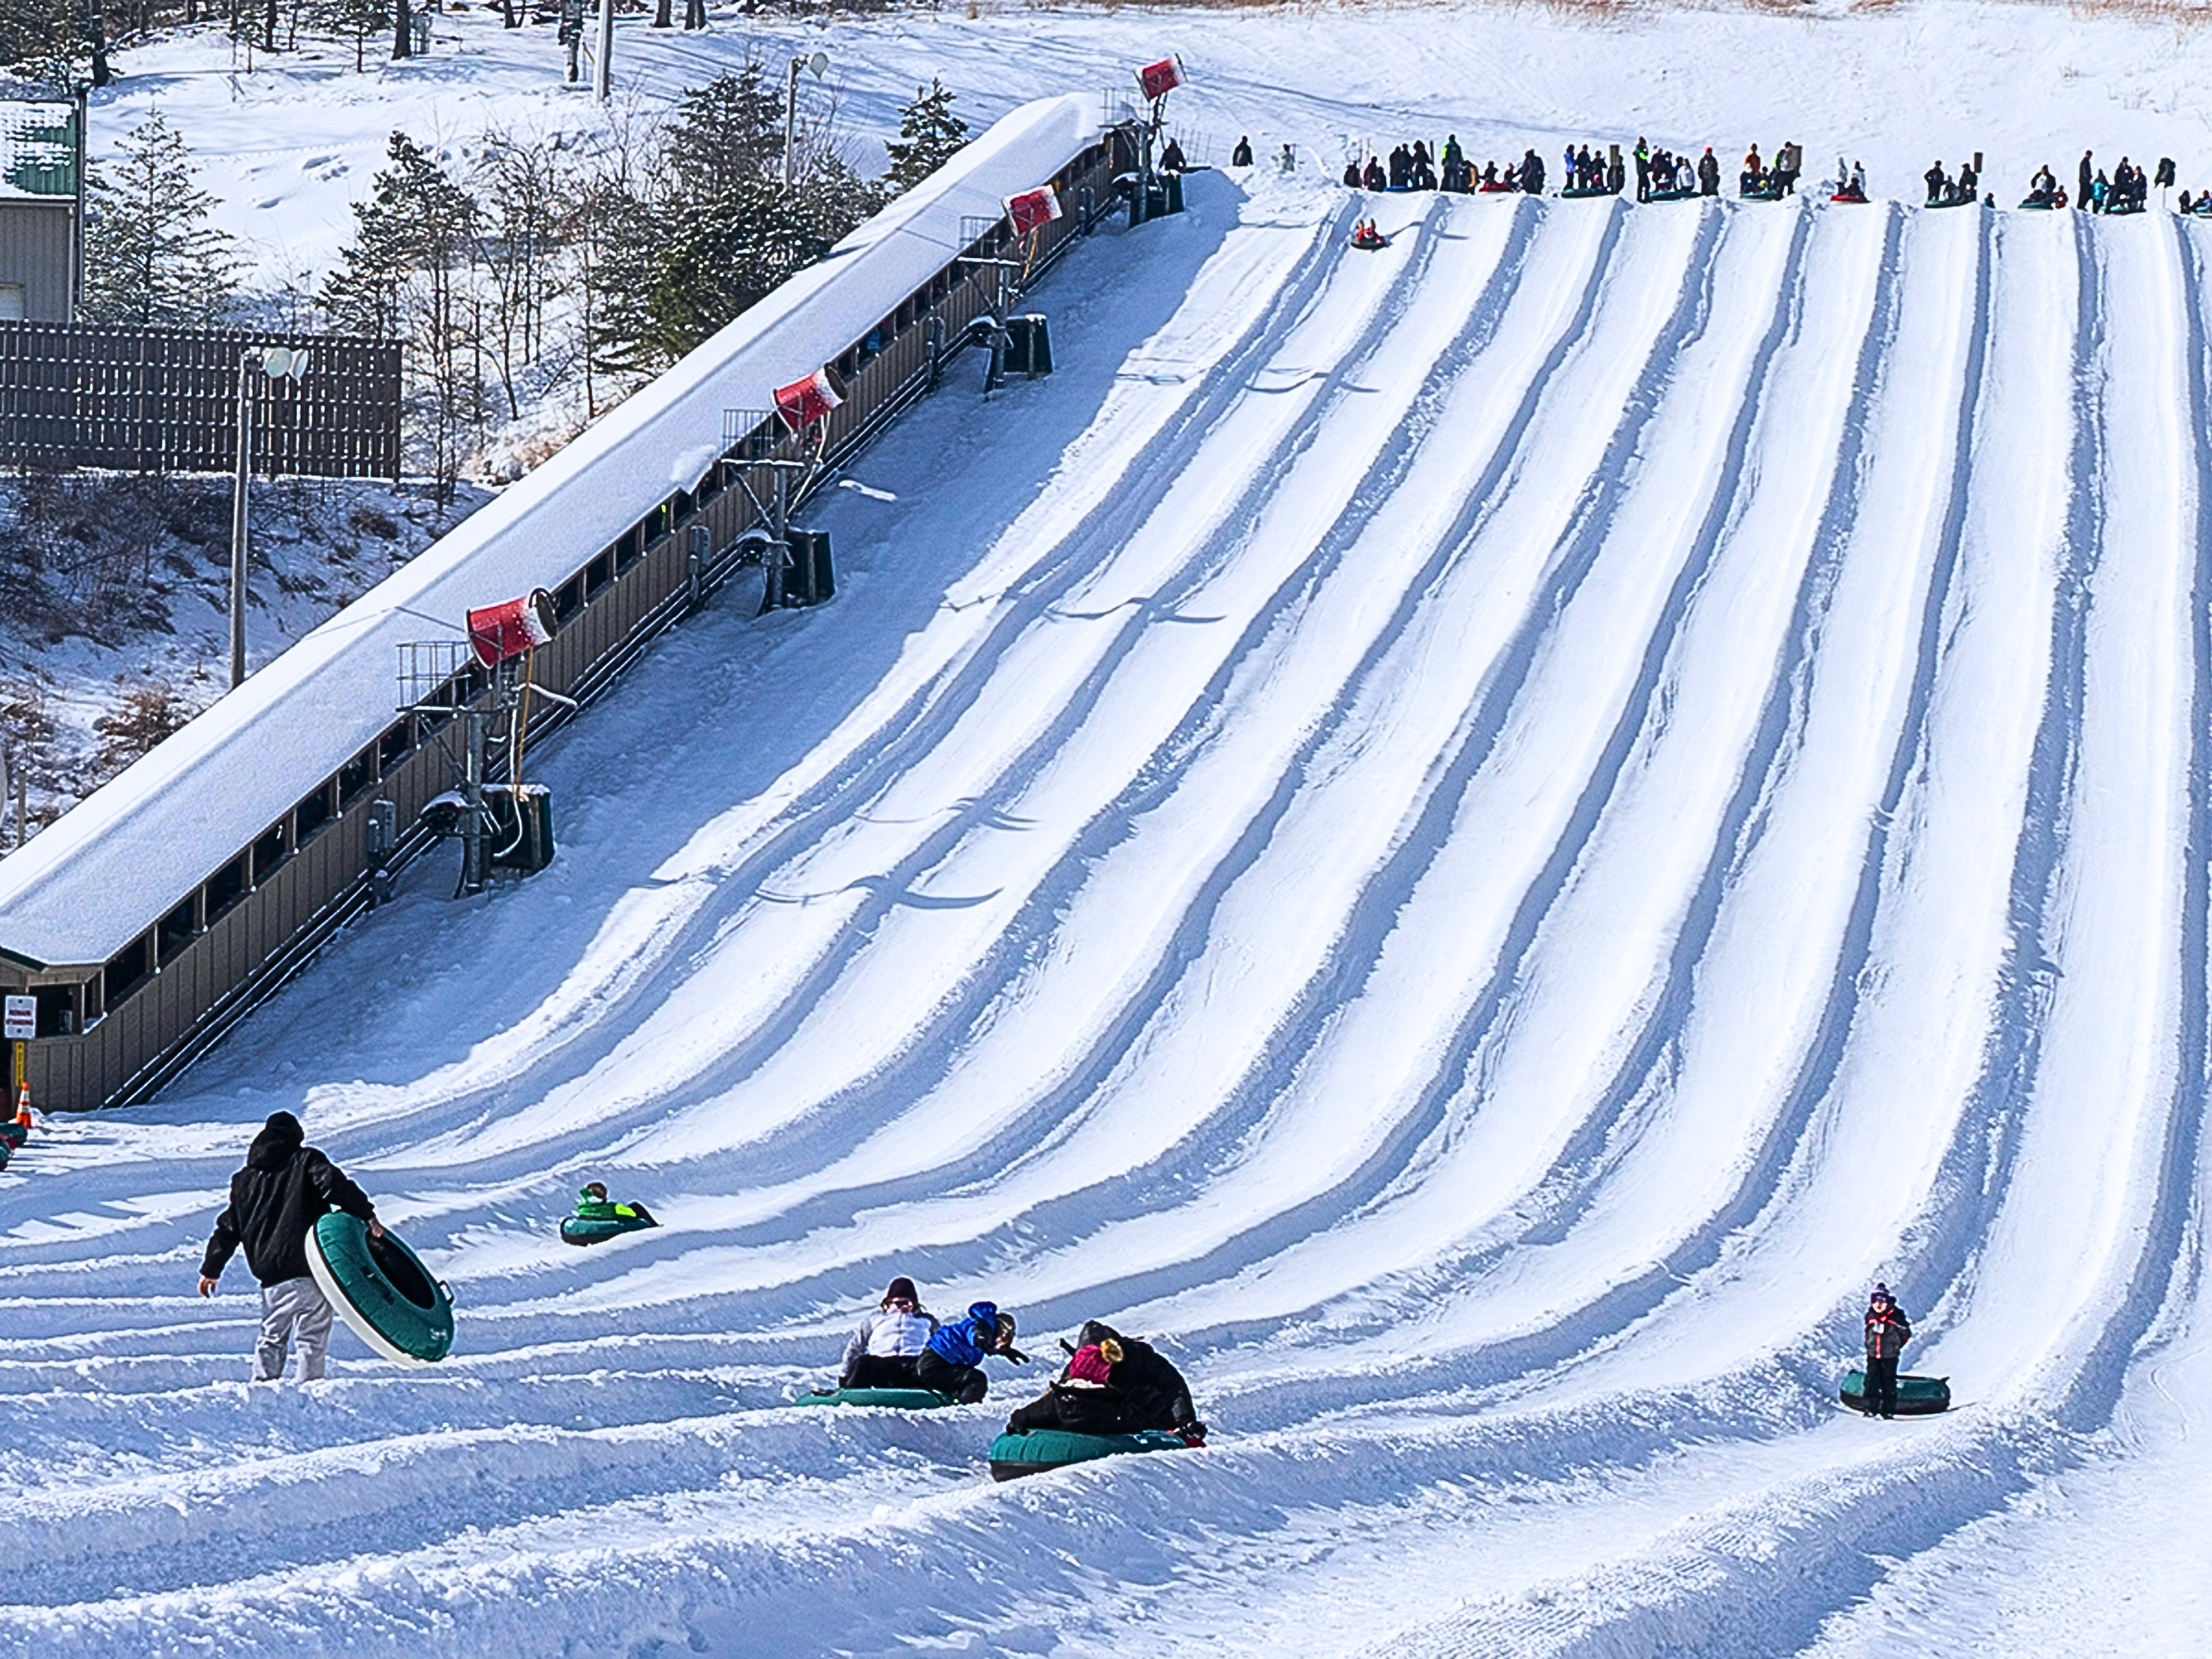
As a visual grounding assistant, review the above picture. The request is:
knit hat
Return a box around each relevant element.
[1870,1283,1892,1302]
[262,1110,303,1144]
[882,1276,919,1308]
[1068,1343,1114,1385]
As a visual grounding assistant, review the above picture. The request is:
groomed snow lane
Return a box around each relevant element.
[5,169,2210,1659]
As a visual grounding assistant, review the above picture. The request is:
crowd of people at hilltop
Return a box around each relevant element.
[1318,131,2212,219]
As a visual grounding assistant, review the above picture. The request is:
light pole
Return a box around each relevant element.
[230,346,309,689]
[593,0,614,102]
[783,51,829,189]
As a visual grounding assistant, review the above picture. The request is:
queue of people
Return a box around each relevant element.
[1321,131,2212,220]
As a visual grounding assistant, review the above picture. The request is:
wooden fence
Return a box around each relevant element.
[0,322,402,478]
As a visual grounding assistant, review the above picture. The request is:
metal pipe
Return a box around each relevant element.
[782,55,800,189]
[229,355,252,688]
[593,0,612,102]
[462,710,486,895]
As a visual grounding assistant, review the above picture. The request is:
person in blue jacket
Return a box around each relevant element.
[913,1300,1025,1402]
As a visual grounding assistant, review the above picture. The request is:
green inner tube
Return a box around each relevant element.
[1838,1370,1951,1414]
[988,1427,1192,1481]
[0,1119,27,1151]
[306,1213,454,1367]
[558,1207,658,1246]
[795,1386,959,1410]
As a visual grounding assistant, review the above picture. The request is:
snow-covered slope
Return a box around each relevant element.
[7,84,2212,1659]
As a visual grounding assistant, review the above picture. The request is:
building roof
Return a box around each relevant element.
[0,93,1100,969]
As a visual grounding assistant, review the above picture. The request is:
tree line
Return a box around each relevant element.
[81,74,972,505]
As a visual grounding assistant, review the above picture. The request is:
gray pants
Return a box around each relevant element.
[254,1275,335,1382]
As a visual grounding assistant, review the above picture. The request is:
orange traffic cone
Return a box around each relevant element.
[13,1079,28,1132]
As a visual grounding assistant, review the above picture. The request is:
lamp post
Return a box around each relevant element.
[783,51,830,189]
[230,346,309,689]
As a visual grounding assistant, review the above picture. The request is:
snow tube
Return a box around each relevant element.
[2103,201,2146,217]
[1559,186,1614,200]
[305,1213,454,1367]
[1648,188,1699,203]
[1830,190,1870,204]
[1839,1370,1951,1415]
[988,1427,1193,1481]
[558,1206,658,1246]
[1925,194,1980,210]
[795,1386,959,1410]
[0,1118,26,1151]
[1477,182,1517,194]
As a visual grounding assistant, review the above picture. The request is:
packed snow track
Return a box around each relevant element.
[6,173,2210,1657]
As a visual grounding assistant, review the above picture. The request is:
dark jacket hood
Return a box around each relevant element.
[247,1112,305,1171]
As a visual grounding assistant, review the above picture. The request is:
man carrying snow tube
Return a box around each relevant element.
[1860,1283,1913,1418]
[837,1275,941,1390]
[197,1110,382,1383]
[914,1300,1025,1402]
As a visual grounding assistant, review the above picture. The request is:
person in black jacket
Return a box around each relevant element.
[1069,1318,1200,1434]
[1861,1283,1913,1419]
[198,1111,381,1382]
[2079,149,2095,211]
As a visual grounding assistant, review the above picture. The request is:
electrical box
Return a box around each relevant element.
[1004,315,1054,378]
[484,784,556,874]
[784,530,836,607]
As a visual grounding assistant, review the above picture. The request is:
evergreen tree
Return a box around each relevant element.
[634,162,876,364]
[323,132,482,506]
[658,68,783,207]
[79,111,242,327]
[883,79,967,192]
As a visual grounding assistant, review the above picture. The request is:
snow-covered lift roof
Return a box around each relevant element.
[0,92,1102,971]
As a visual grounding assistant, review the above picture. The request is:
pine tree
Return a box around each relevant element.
[323,132,482,506]
[883,79,967,192]
[658,68,783,208]
[79,111,242,327]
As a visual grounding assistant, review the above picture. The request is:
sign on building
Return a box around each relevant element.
[3,994,35,1041]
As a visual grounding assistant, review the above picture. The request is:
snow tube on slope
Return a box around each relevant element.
[1740,184,1786,202]
[795,1386,959,1409]
[305,1213,454,1366]
[1559,185,1615,200]
[558,1206,658,1245]
[1477,182,1517,194]
[1648,187,1699,204]
[1839,1371,1951,1414]
[1830,190,1870,204]
[1925,194,1982,210]
[988,1427,1194,1481]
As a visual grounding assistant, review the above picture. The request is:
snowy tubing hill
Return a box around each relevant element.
[6,163,2212,1655]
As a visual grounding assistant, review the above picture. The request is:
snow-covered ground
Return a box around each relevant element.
[9,4,2212,1654]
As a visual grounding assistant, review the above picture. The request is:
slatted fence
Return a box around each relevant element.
[0,322,401,477]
